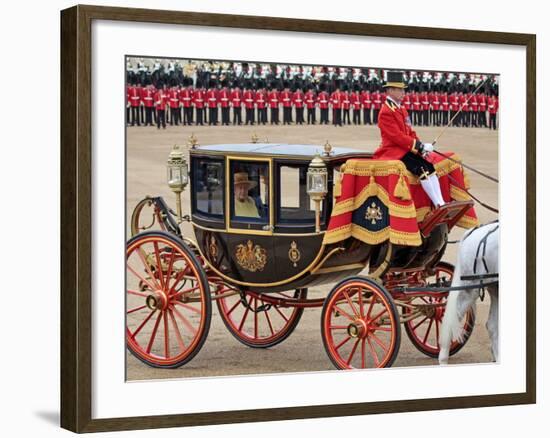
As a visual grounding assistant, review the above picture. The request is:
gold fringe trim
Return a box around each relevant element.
[323,223,422,247]
[456,214,480,229]
[331,184,418,218]
[393,170,412,200]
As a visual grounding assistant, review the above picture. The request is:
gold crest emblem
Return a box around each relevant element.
[365,202,383,224]
[235,240,267,272]
[288,241,301,267]
[208,235,218,259]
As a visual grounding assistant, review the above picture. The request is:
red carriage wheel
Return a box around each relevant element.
[215,286,307,348]
[126,231,211,368]
[403,262,476,358]
[321,277,400,369]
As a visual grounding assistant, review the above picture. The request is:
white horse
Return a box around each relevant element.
[439,222,499,365]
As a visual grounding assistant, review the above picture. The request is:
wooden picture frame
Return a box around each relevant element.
[60,4,536,433]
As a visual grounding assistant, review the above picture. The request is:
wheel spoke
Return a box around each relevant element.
[254,298,259,339]
[343,289,360,319]
[127,264,157,293]
[365,295,377,319]
[226,298,242,316]
[171,285,201,300]
[358,287,365,318]
[262,301,275,336]
[127,305,147,314]
[335,335,352,351]
[369,307,388,324]
[163,249,176,292]
[127,289,149,298]
[412,316,429,331]
[273,304,290,323]
[366,337,380,367]
[131,309,156,337]
[435,320,440,348]
[153,241,165,289]
[333,305,355,322]
[172,306,198,336]
[370,331,389,352]
[163,310,170,358]
[329,325,348,330]
[168,309,186,351]
[361,339,366,368]
[146,310,163,354]
[136,247,161,290]
[173,302,202,314]
[238,297,253,332]
[346,339,360,365]
[167,265,191,295]
[422,319,434,344]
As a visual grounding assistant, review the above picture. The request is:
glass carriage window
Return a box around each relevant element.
[193,158,224,217]
[230,160,269,222]
[278,164,316,223]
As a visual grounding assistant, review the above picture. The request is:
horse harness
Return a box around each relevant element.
[462,220,499,301]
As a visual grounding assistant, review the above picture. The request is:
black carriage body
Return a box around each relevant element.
[188,144,447,293]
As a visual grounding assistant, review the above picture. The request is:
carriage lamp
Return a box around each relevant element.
[307,155,328,233]
[167,144,189,223]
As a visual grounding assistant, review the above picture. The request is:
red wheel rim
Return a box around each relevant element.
[323,281,398,369]
[216,287,303,346]
[126,235,208,367]
[403,264,473,355]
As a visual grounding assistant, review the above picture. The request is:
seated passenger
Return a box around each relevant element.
[234,172,260,218]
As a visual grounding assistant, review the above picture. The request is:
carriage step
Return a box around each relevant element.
[419,201,474,237]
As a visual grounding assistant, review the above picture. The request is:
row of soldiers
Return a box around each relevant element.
[127,79,499,130]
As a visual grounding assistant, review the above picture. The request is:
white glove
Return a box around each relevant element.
[422,143,434,153]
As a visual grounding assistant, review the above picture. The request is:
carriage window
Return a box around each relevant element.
[278,164,317,223]
[193,158,224,217]
[230,160,269,223]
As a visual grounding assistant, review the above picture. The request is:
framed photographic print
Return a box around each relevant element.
[60,4,536,433]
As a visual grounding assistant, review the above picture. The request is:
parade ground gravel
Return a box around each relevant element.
[126,121,498,380]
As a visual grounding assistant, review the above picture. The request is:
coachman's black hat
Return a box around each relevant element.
[383,71,407,89]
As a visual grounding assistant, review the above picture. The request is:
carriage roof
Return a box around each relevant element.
[190,143,373,160]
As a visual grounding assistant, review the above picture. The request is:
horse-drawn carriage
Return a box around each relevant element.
[126,138,479,369]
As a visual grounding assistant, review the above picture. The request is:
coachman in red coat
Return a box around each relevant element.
[374,71,446,207]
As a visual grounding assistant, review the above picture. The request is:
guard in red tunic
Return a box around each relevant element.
[374,71,445,207]
[193,82,206,126]
[207,81,219,126]
[305,84,317,125]
[141,81,155,126]
[351,85,362,125]
[478,92,487,128]
[341,86,351,125]
[449,91,460,126]
[293,86,305,125]
[268,83,280,125]
[256,81,268,125]
[128,81,141,126]
[280,82,293,125]
[361,86,372,125]
[469,92,479,127]
[218,80,231,126]
[154,82,167,129]
[318,84,330,125]
[180,78,194,125]
[243,82,256,125]
[488,93,499,130]
[230,82,243,125]
[411,91,421,126]
[440,91,449,126]
[420,90,430,126]
[330,84,342,127]
[459,92,469,127]
[167,83,180,126]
